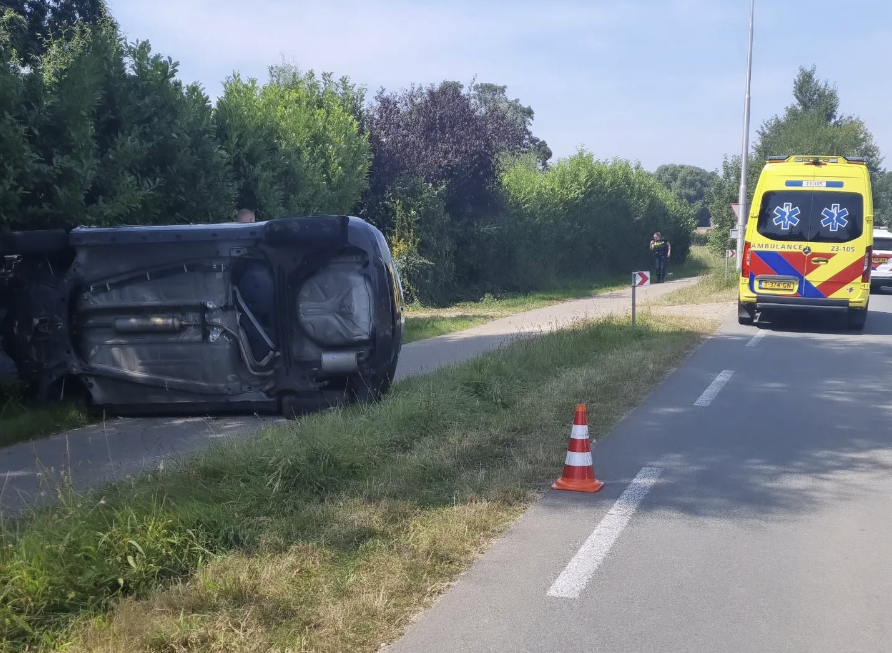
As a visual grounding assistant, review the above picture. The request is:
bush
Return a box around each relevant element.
[1,22,234,231]
[497,152,696,290]
[215,66,370,219]
[388,177,456,306]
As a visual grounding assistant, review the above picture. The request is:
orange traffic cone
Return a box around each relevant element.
[552,404,604,493]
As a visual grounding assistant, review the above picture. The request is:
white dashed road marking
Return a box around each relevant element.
[694,370,734,407]
[547,466,663,599]
[746,330,766,347]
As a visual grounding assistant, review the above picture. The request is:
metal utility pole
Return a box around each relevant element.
[736,0,755,272]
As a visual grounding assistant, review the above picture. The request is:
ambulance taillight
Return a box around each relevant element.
[741,242,753,278]
[862,246,873,283]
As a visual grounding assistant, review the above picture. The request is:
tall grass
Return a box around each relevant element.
[652,247,738,306]
[0,382,90,449]
[0,314,716,652]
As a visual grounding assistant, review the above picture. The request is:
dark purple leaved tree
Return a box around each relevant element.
[363,80,545,229]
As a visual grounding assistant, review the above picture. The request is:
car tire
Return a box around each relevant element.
[847,308,867,331]
[348,357,397,405]
[737,301,755,325]
[0,230,69,256]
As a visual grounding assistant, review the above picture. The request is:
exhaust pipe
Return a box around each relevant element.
[113,316,185,333]
[320,351,359,374]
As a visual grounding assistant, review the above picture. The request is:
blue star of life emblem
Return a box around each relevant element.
[772,203,801,230]
[820,204,849,232]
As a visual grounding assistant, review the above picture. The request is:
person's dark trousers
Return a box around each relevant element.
[654,255,667,283]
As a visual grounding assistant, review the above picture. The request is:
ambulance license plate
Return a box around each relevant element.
[759,280,795,291]
[874,256,889,265]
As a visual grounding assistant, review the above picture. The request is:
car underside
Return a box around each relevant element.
[0,216,405,417]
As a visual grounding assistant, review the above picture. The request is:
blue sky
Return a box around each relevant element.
[107,0,890,174]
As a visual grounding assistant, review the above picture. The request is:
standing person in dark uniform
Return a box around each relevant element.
[649,231,671,283]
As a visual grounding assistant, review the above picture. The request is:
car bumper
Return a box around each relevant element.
[739,282,869,310]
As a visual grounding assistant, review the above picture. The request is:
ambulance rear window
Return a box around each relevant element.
[757,191,863,243]
[875,238,892,251]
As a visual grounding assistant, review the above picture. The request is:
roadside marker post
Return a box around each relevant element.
[631,270,650,330]
[724,249,736,276]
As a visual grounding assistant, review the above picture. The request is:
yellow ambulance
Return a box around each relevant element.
[738,155,873,330]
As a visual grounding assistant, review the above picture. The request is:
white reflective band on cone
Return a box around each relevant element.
[570,425,589,440]
[564,451,593,467]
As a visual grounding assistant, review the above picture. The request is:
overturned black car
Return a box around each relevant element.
[0,216,405,417]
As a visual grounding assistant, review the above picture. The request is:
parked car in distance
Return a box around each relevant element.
[871,227,892,292]
[0,216,405,418]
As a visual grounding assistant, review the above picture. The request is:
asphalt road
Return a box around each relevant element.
[0,277,694,512]
[388,292,892,653]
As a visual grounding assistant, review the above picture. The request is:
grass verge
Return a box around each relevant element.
[402,246,713,343]
[0,384,90,449]
[0,313,718,652]
[402,315,491,343]
[650,247,738,307]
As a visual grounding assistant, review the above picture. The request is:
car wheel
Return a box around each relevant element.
[847,308,868,331]
[737,301,755,325]
[348,360,396,405]
[0,230,69,256]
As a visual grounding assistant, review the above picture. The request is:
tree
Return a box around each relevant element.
[470,82,551,168]
[707,66,885,252]
[268,60,366,126]
[754,65,882,174]
[0,15,34,231]
[215,66,370,219]
[0,0,107,63]
[874,170,892,227]
[653,164,717,228]
[86,39,234,226]
[365,81,507,223]
[1,20,234,230]
[362,80,550,301]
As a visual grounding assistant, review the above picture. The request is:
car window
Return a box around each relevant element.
[757,190,863,243]
[874,237,892,251]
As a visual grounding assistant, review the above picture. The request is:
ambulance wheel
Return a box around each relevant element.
[737,301,755,325]
[847,308,867,331]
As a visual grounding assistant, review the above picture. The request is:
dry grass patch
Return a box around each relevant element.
[72,503,518,653]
